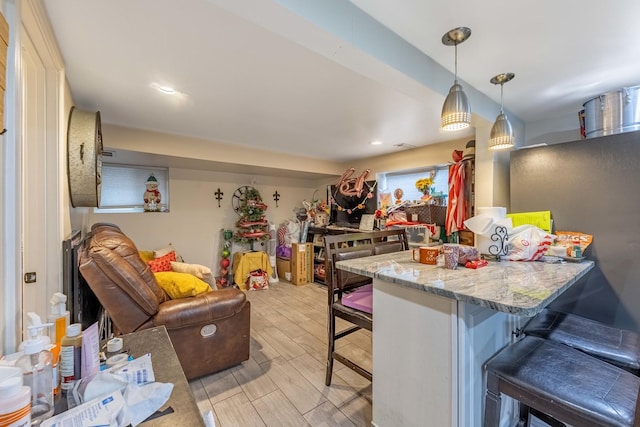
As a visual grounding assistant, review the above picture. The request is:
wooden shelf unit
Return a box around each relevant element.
[306,225,362,285]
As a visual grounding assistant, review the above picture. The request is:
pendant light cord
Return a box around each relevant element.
[499,83,504,113]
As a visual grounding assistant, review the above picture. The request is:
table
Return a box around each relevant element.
[336,252,594,427]
[125,326,205,426]
[52,326,204,426]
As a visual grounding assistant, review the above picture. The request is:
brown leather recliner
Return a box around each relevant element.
[78,223,250,380]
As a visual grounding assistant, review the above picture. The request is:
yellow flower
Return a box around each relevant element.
[415,178,434,193]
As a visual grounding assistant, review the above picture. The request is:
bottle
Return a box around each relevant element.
[60,323,82,392]
[0,376,31,427]
[47,293,69,397]
[18,313,59,398]
[47,293,70,347]
[16,324,54,424]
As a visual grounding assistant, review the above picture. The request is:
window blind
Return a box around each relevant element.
[98,164,169,211]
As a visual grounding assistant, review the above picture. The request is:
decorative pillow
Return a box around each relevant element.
[170,262,217,290]
[139,250,155,263]
[154,272,211,299]
[148,251,176,273]
[155,243,184,262]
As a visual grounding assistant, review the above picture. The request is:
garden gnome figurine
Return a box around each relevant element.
[143,174,162,211]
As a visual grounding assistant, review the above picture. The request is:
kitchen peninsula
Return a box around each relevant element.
[336,252,594,427]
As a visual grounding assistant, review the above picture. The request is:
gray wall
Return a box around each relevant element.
[510,130,640,331]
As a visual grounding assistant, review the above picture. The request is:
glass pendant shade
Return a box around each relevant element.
[488,112,514,149]
[441,82,471,131]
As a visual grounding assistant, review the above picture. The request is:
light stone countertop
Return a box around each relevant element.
[336,251,595,316]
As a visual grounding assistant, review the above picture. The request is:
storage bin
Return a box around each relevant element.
[404,204,447,225]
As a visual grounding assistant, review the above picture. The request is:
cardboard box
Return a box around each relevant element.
[291,243,312,286]
[276,257,290,280]
[306,244,314,283]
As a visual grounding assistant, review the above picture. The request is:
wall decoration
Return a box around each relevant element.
[233,186,270,249]
[330,182,376,214]
[214,188,224,208]
[331,168,377,214]
[143,174,162,212]
[273,190,280,207]
[336,167,370,197]
[67,106,103,207]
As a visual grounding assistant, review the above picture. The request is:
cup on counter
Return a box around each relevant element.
[412,246,439,265]
[442,244,459,270]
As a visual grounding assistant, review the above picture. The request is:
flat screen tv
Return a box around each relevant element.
[329,180,377,227]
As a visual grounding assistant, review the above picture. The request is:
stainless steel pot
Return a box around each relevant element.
[583,85,640,138]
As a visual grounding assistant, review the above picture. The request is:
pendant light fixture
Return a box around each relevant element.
[441,27,472,131]
[488,73,515,150]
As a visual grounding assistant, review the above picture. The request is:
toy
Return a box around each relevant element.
[143,174,162,212]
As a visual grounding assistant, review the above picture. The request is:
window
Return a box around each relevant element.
[378,166,448,204]
[96,164,169,213]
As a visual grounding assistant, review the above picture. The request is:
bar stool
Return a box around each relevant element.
[484,336,640,427]
[524,309,640,374]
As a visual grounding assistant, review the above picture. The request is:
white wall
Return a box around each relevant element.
[89,167,322,270]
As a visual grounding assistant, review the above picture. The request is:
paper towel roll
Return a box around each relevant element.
[477,206,507,219]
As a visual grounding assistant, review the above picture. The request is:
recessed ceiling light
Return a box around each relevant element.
[370,140,383,145]
[157,86,176,94]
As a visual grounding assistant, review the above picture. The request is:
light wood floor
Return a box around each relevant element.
[189,280,372,427]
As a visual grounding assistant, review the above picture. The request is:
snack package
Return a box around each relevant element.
[555,231,593,257]
[457,245,480,265]
[504,225,556,261]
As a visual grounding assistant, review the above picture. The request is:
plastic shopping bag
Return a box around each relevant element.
[504,225,556,261]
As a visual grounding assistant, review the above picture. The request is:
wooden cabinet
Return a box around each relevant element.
[306,226,361,284]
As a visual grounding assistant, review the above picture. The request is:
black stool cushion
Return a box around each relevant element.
[486,336,639,426]
[524,309,640,374]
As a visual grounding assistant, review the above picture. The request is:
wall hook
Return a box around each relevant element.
[273,190,280,207]
[214,188,224,208]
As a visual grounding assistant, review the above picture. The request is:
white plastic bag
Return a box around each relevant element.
[504,225,556,261]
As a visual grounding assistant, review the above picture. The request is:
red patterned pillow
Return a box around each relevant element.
[148,251,176,273]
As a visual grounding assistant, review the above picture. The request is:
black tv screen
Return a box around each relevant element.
[329,180,377,227]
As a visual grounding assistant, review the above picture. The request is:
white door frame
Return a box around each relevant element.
[2,0,64,354]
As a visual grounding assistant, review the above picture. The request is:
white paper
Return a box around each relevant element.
[109,353,155,385]
[124,381,174,426]
[81,322,101,379]
[41,391,126,427]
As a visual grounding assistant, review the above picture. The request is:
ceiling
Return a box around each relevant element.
[42,0,640,162]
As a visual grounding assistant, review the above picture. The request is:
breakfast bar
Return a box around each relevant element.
[336,251,594,427]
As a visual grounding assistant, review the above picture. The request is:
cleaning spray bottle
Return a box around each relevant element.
[15,321,54,424]
[47,293,70,396]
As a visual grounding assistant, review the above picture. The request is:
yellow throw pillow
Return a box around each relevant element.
[139,250,155,263]
[170,261,216,289]
[154,272,211,299]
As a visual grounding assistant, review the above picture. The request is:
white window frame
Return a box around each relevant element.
[95,164,170,213]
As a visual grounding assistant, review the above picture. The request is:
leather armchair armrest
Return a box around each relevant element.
[153,288,247,329]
